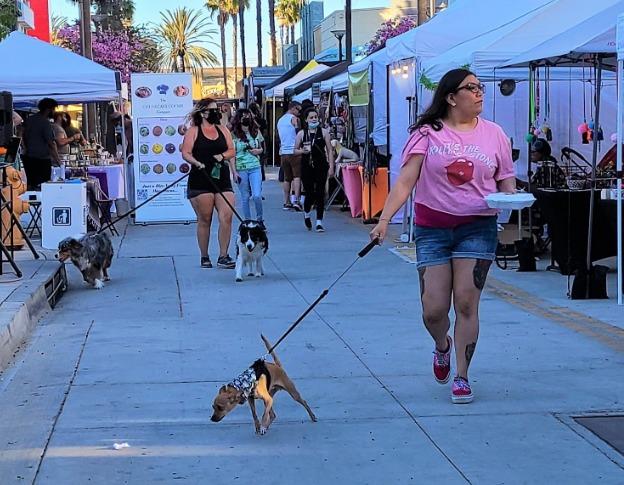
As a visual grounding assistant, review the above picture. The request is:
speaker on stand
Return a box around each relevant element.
[0,91,14,148]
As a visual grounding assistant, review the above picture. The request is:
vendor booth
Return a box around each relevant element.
[0,32,126,248]
[501,2,624,302]
[264,61,330,166]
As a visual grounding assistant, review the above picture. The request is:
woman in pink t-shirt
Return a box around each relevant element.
[370,69,515,404]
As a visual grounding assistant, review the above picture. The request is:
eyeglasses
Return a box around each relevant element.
[456,83,486,94]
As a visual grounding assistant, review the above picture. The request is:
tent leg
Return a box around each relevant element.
[272,95,276,168]
[585,57,603,298]
[618,59,623,305]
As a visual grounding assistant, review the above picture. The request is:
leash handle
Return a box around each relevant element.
[359,237,380,258]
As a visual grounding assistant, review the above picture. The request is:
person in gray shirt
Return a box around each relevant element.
[22,98,60,190]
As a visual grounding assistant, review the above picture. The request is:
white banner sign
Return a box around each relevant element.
[131,73,195,223]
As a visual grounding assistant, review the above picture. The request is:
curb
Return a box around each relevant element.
[0,262,67,371]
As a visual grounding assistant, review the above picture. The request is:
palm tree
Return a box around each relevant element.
[151,8,219,75]
[238,0,250,79]
[268,0,277,66]
[276,0,301,47]
[256,0,262,67]
[206,0,232,97]
[50,15,69,46]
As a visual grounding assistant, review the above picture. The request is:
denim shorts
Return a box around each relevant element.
[414,216,498,269]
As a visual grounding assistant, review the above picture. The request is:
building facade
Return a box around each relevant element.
[16,0,35,33]
[27,0,50,42]
[299,1,324,61]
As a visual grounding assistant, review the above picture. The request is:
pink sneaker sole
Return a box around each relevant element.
[452,394,474,404]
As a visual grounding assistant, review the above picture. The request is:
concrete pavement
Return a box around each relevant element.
[0,174,623,484]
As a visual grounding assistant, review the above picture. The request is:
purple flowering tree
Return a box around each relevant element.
[56,24,157,82]
[366,17,417,55]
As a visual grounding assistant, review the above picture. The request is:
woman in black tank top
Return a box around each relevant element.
[181,98,238,269]
[294,108,335,232]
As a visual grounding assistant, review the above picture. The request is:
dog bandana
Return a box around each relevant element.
[228,367,257,401]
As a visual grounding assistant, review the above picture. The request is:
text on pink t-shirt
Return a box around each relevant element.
[401,118,515,217]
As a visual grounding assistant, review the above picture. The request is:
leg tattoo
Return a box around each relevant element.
[418,267,426,298]
[473,260,491,291]
[465,342,476,366]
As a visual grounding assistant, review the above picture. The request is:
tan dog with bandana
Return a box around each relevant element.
[210,334,317,434]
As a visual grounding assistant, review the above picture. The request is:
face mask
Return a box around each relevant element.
[308,121,319,129]
[241,118,251,127]
[203,109,221,125]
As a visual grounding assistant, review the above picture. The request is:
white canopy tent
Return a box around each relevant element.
[0,31,121,106]
[0,32,130,207]
[292,89,312,102]
[348,48,389,147]
[380,0,558,223]
[420,0,624,82]
[385,0,556,63]
[320,71,348,93]
[264,64,329,99]
[502,3,623,304]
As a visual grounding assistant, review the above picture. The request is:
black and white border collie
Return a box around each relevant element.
[235,221,269,282]
[55,233,114,289]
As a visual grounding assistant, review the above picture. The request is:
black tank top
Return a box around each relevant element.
[302,129,327,167]
[189,124,230,191]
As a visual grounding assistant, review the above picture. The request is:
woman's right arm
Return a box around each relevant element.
[293,131,305,155]
[369,154,424,243]
[181,126,204,168]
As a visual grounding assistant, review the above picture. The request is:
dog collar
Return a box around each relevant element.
[228,367,257,402]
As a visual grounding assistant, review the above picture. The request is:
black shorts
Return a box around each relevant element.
[186,165,233,198]
[22,155,52,190]
[187,187,233,199]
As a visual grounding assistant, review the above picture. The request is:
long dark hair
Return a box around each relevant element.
[189,97,217,127]
[231,108,259,139]
[410,68,475,133]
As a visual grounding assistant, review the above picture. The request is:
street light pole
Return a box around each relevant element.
[331,30,346,63]
[345,0,352,63]
[79,0,96,140]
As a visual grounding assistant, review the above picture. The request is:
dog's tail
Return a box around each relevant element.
[261,334,282,367]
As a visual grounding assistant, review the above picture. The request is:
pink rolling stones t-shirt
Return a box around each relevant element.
[401,118,515,217]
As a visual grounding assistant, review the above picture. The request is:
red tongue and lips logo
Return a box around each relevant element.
[446,158,474,186]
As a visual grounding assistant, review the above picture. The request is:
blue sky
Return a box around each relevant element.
[50,0,392,67]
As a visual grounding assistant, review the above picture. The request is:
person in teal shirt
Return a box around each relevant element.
[231,109,265,227]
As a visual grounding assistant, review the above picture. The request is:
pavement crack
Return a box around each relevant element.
[171,256,184,317]
[32,318,96,485]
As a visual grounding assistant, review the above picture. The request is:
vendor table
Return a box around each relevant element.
[338,164,363,218]
[87,164,125,199]
[535,189,623,274]
[359,166,389,220]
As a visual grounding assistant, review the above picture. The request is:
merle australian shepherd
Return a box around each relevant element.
[235,221,269,282]
[55,233,114,289]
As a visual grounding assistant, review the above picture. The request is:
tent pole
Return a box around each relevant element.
[118,94,132,215]
[585,56,603,298]
[272,94,276,167]
[618,59,623,305]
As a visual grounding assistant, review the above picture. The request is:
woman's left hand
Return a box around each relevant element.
[232,170,241,184]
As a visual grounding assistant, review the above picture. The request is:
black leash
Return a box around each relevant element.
[98,165,246,235]
[266,237,380,355]
[97,172,191,235]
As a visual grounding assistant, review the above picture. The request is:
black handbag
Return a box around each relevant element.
[571,264,609,299]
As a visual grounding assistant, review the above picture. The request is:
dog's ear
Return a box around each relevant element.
[70,239,83,249]
[219,385,227,393]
